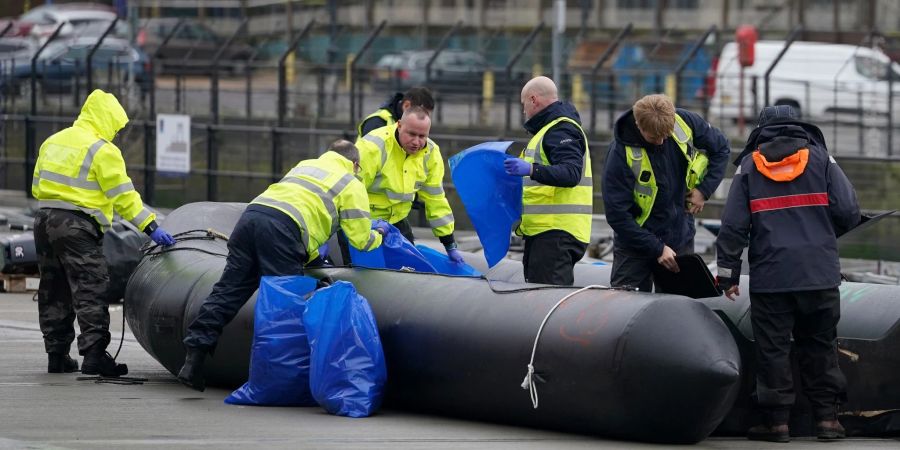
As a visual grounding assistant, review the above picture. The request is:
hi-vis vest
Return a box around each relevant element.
[32,89,155,233]
[251,151,382,262]
[625,113,710,226]
[356,124,455,237]
[518,117,593,244]
[357,108,395,139]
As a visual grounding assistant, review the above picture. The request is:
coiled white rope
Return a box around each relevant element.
[520,284,608,409]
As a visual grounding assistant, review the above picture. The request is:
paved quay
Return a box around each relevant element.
[1,293,898,449]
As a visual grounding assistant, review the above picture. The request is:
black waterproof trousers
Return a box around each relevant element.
[523,230,587,286]
[183,208,307,350]
[749,287,846,425]
[610,239,694,292]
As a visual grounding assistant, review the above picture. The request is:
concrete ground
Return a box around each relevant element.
[1,293,898,449]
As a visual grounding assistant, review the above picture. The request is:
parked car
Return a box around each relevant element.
[372,49,527,96]
[0,37,149,96]
[15,3,124,40]
[137,18,253,74]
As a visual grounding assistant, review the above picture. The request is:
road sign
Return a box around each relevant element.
[156,114,190,174]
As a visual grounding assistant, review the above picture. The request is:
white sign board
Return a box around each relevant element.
[156,114,191,174]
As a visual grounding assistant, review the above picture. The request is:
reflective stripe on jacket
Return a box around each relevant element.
[32,89,155,233]
[518,117,593,243]
[716,124,860,293]
[624,113,710,226]
[356,124,455,237]
[251,151,382,262]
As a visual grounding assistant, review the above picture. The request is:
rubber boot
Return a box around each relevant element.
[47,353,79,373]
[81,348,128,377]
[176,347,207,392]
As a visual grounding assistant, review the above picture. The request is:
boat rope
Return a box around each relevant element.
[521,284,608,409]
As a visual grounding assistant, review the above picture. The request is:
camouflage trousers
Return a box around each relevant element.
[34,208,110,355]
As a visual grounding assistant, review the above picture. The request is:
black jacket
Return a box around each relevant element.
[523,101,586,188]
[716,121,860,293]
[359,92,404,136]
[602,109,730,256]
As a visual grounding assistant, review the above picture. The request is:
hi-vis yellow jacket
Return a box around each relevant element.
[356,124,455,237]
[251,151,382,262]
[32,89,155,233]
[357,108,394,139]
[518,117,593,243]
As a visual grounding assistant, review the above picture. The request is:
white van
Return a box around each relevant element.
[709,40,900,120]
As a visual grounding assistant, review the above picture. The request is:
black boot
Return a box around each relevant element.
[177,347,207,392]
[47,353,79,373]
[81,349,128,377]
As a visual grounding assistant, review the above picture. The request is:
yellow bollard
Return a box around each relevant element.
[572,73,586,112]
[286,51,296,85]
[532,64,543,78]
[482,70,495,125]
[345,53,355,92]
[665,74,676,100]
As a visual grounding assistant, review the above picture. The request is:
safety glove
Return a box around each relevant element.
[503,158,533,177]
[150,227,176,246]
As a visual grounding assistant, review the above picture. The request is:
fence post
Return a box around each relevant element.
[278,20,316,128]
[210,19,248,124]
[764,25,802,107]
[504,22,545,134]
[348,20,387,131]
[87,18,119,94]
[589,24,631,135]
[144,120,155,205]
[673,25,716,106]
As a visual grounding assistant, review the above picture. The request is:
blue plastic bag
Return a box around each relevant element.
[448,142,521,268]
[225,276,318,406]
[349,223,436,273]
[416,245,482,277]
[303,281,387,418]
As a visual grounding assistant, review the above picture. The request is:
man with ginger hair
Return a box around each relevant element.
[504,76,592,285]
[602,94,730,291]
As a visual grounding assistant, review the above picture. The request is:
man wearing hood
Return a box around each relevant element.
[716,105,860,442]
[503,76,591,285]
[357,87,435,139]
[603,94,730,291]
[32,89,175,377]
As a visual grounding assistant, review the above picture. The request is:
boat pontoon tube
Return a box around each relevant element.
[125,202,741,444]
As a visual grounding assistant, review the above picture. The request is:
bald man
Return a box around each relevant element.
[503,76,592,285]
[355,106,464,264]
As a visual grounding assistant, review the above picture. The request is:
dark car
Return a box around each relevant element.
[137,18,253,74]
[0,37,149,96]
[372,49,525,96]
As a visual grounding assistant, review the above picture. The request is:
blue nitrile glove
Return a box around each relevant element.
[150,227,176,246]
[371,219,390,235]
[447,248,464,264]
[504,158,533,177]
[317,242,329,260]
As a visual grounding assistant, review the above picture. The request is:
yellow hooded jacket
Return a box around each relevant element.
[32,89,155,233]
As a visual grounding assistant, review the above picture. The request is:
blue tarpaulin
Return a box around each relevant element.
[448,142,521,268]
[349,224,481,276]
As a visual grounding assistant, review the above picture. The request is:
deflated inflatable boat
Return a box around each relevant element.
[125,202,741,444]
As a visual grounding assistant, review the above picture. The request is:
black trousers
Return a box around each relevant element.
[750,288,846,424]
[34,209,110,355]
[183,209,307,350]
[609,239,694,292]
[523,230,587,286]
